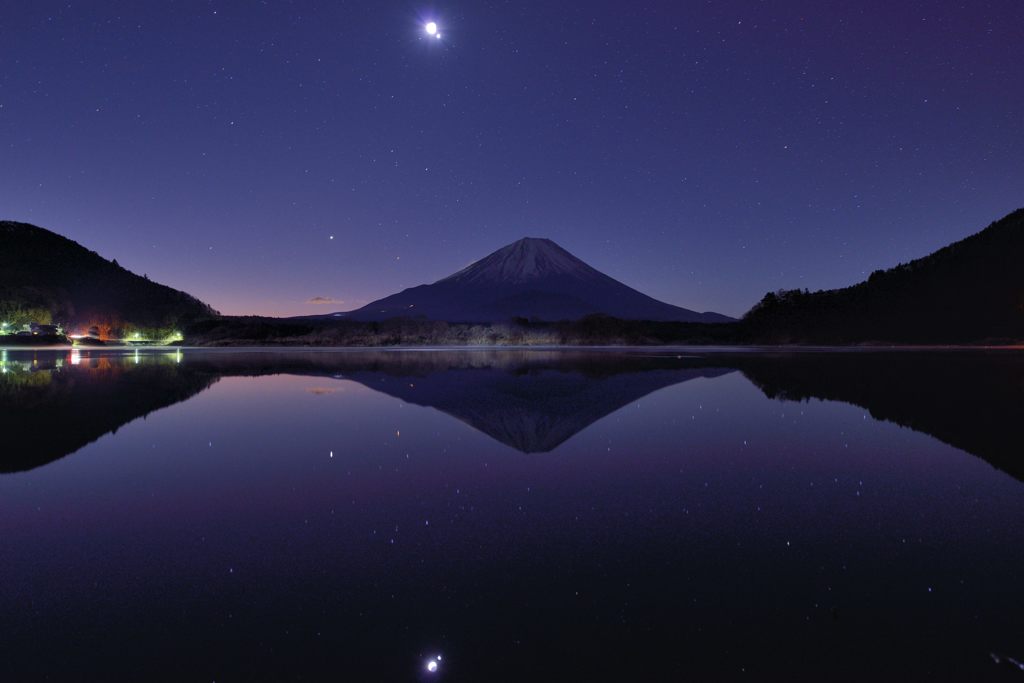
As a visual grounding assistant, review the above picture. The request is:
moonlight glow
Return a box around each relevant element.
[424,21,437,35]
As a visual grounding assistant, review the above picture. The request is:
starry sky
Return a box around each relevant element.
[1,1,1022,318]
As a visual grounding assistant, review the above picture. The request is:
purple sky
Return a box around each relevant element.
[1,1,1021,317]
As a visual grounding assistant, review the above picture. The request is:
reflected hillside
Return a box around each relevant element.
[735,351,1024,482]
[181,350,736,452]
[0,350,218,473]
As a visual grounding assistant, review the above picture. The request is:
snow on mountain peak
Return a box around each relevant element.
[440,237,599,285]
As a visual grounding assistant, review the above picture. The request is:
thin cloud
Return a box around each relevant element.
[307,296,344,305]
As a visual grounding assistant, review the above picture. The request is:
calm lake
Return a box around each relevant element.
[1,348,1022,681]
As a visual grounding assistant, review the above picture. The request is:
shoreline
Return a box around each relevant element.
[4,343,1024,353]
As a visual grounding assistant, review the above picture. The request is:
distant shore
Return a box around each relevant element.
[179,314,1024,348]
[3,314,1023,352]
[4,343,1024,353]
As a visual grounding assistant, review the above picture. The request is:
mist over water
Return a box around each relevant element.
[1,348,1022,680]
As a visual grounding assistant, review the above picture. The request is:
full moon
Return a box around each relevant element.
[424,22,437,36]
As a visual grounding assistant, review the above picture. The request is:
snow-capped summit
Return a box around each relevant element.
[439,237,604,286]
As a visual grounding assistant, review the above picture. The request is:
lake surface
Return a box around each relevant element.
[1,348,1022,681]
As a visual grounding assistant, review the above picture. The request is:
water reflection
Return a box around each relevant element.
[2,349,1023,482]
[2,348,1022,680]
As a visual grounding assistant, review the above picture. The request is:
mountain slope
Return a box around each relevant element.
[742,208,1024,343]
[340,237,732,323]
[0,220,216,333]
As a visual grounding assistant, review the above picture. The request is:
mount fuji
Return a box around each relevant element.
[336,237,732,323]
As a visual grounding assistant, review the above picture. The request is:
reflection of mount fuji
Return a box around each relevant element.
[186,350,735,452]
[344,361,732,452]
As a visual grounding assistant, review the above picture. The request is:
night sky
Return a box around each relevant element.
[2,1,1021,318]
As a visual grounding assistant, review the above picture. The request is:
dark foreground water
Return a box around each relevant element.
[1,348,1022,682]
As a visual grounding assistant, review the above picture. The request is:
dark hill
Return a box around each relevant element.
[336,237,732,323]
[743,208,1024,343]
[0,220,216,335]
